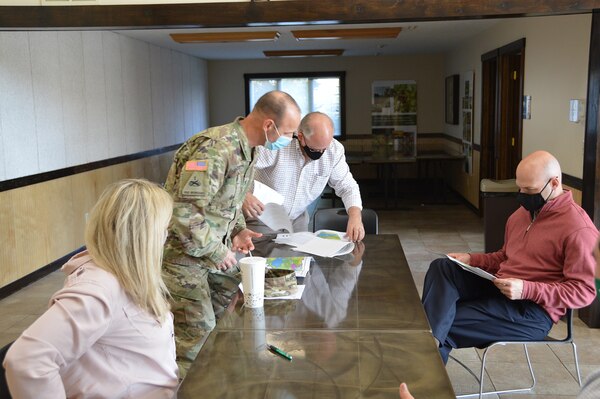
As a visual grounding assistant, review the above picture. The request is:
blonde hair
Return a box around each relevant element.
[85,179,173,322]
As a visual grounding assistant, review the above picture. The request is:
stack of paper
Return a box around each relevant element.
[274,230,354,258]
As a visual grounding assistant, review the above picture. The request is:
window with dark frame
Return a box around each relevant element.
[244,71,346,138]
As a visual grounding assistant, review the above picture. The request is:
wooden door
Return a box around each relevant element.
[480,51,498,180]
[479,39,525,180]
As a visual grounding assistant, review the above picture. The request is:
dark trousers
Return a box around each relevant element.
[0,342,13,399]
[422,258,553,364]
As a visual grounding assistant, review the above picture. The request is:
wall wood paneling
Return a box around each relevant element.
[0,151,175,289]
[0,29,208,290]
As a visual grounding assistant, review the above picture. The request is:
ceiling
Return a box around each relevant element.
[114,19,501,60]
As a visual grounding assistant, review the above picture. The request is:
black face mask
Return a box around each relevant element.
[303,144,324,160]
[516,179,553,213]
[296,134,325,160]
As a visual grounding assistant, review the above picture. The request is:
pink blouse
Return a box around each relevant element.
[4,251,178,398]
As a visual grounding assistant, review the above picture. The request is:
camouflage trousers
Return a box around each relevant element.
[163,260,241,378]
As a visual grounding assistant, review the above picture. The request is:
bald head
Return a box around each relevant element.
[253,90,301,127]
[516,151,562,199]
[242,90,301,148]
[298,112,334,150]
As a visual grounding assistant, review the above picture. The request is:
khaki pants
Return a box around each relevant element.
[245,210,310,235]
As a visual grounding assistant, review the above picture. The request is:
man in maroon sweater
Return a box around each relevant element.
[422,150,598,363]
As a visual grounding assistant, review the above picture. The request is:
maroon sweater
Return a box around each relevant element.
[470,191,598,323]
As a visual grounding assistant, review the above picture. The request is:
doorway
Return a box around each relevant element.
[479,39,526,181]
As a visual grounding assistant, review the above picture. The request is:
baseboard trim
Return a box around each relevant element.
[0,246,85,300]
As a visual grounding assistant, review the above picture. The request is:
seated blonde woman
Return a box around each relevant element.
[3,179,178,399]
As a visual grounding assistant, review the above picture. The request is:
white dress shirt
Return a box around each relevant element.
[253,138,362,221]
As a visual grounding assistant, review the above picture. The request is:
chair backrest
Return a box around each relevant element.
[0,342,13,398]
[313,208,378,234]
[547,308,574,343]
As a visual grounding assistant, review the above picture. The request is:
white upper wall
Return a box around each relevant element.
[207,54,445,136]
[0,30,208,181]
[444,14,591,177]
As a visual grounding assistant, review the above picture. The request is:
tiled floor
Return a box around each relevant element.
[2,196,600,398]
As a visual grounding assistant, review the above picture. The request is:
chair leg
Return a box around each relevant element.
[455,344,536,399]
[572,342,582,386]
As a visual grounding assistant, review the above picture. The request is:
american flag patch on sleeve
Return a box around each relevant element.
[185,160,208,171]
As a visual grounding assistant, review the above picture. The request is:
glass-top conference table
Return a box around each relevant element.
[177,234,455,399]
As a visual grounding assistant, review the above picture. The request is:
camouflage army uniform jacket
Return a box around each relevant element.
[163,118,255,269]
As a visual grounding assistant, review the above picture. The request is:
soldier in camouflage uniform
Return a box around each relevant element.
[163,90,301,376]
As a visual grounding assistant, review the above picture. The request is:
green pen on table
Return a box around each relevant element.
[267,344,293,361]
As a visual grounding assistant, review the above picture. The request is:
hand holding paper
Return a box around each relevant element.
[494,277,523,299]
[243,192,266,219]
[249,181,294,233]
[447,252,471,264]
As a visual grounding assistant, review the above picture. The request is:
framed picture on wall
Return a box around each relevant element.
[371,80,417,156]
[445,74,459,125]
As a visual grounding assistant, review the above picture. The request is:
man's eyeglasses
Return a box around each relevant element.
[296,133,326,153]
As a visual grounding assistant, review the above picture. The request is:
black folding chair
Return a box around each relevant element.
[454,309,581,398]
[313,207,378,234]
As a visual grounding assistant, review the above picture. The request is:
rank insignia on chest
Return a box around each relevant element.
[185,160,208,171]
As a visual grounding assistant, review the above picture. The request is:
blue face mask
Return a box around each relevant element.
[264,123,292,151]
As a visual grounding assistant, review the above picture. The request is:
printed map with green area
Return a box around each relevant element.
[266,257,307,271]
[315,231,342,240]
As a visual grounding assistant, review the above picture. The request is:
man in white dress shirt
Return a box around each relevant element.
[243,111,365,241]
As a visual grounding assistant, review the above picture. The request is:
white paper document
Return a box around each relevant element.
[252,181,294,232]
[258,203,294,233]
[447,255,496,281]
[253,180,284,205]
[274,230,355,258]
[274,232,315,247]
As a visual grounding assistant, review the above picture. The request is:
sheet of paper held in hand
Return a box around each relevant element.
[446,255,496,281]
[258,203,294,233]
[252,181,294,233]
[253,180,284,205]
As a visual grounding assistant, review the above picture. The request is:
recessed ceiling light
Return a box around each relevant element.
[263,49,344,58]
[170,31,280,43]
[292,27,401,40]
